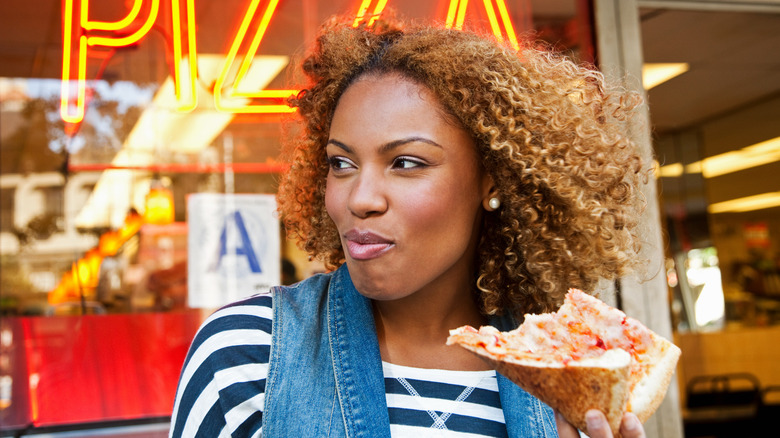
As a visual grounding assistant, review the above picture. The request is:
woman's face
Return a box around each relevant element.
[325,73,493,301]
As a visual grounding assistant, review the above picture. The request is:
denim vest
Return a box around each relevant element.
[262,265,558,437]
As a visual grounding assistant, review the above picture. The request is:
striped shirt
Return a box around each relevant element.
[170,293,507,437]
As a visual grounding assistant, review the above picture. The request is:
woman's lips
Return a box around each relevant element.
[344,230,394,260]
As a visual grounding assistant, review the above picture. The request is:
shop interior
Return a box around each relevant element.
[638,5,780,436]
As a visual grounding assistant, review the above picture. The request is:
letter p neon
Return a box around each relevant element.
[60,0,197,123]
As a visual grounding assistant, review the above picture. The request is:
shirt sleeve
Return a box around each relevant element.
[169,293,273,438]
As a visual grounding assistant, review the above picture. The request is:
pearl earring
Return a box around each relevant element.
[488,197,501,210]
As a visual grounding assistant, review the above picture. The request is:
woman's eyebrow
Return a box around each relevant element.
[380,137,443,153]
[326,137,443,153]
[326,139,353,153]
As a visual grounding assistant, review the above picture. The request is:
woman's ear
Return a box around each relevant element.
[481,176,501,212]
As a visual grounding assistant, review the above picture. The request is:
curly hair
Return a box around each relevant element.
[277,16,647,318]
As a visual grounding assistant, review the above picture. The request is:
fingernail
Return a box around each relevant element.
[586,410,605,432]
[624,413,640,432]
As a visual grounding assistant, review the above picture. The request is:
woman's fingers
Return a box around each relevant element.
[619,412,646,438]
[585,410,612,437]
[554,410,581,438]
[555,409,646,438]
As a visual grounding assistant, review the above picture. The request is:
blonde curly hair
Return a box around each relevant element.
[277,16,647,318]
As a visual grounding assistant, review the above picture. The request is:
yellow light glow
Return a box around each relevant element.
[214,0,297,113]
[445,0,460,28]
[86,0,159,47]
[708,192,780,214]
[171,0,198,111]
[483,0,520,51]
[657,162,684,178]
[367,0,390,27]
[455,0,469,29]
[61,0,87,124]
[353,0,374,27]
[685,136,780,178]
[235,0,280,86]
[642,63,689,90]
[444,1,518,49]
[61,0,160,123]
[81,0,143,31]
[352,0,389,27]
[144,186,175,225]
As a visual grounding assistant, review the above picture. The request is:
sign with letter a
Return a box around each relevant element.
[187,193,280,308]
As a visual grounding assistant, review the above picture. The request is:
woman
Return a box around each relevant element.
[171,16,648,438]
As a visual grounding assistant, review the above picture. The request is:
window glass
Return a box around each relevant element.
[0,0,590,432]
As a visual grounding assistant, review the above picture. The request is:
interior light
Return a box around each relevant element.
[686,252,725,328]
[144,182,175,225]
[74,54,287,229]
[50,210,144,304]
[642,63,689,90]
[655,161,684,178]
[685,136,780,178]
[708,192,780,214]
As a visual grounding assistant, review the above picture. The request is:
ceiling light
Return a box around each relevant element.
[655,161,684,178]
[642,63,689,90]
[708,192,780,214]
[685,136,780,178]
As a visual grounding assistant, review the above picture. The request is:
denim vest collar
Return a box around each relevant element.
[263,265,557,437]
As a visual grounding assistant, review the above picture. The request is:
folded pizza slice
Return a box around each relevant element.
[446,289,680,437]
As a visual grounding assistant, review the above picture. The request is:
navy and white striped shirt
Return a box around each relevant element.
[170,293,507,437]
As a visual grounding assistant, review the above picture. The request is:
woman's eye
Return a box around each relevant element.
[328,156,355,170]
[392,157,424,169]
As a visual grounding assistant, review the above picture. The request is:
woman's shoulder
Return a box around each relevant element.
[185,291,275,358]
[202,291,274,328]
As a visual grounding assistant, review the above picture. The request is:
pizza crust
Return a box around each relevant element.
[628,337,680,423]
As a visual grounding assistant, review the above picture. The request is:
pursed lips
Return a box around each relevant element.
[344,229,394,260]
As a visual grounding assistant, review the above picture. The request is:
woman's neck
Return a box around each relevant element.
[372,282,490,371]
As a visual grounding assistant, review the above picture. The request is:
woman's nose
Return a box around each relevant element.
[348,170,388,218]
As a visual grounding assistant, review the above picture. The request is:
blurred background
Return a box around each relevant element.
[0,0,778,436]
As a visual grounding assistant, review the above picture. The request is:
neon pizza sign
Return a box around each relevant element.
[61,0,520,124]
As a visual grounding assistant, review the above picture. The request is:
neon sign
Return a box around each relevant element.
[61,0,198,122]
[61,0,520,123]
[214,0,297,113]
[353,0,390,28]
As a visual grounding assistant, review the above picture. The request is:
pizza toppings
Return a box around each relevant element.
[453,290,652,369]
[446,288,681,437]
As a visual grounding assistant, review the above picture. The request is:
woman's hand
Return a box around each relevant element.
[555,409,645,438]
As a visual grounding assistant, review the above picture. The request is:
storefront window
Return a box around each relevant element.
[642,8,780,332]
[0,0,592,433]
[641,8,780,435]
